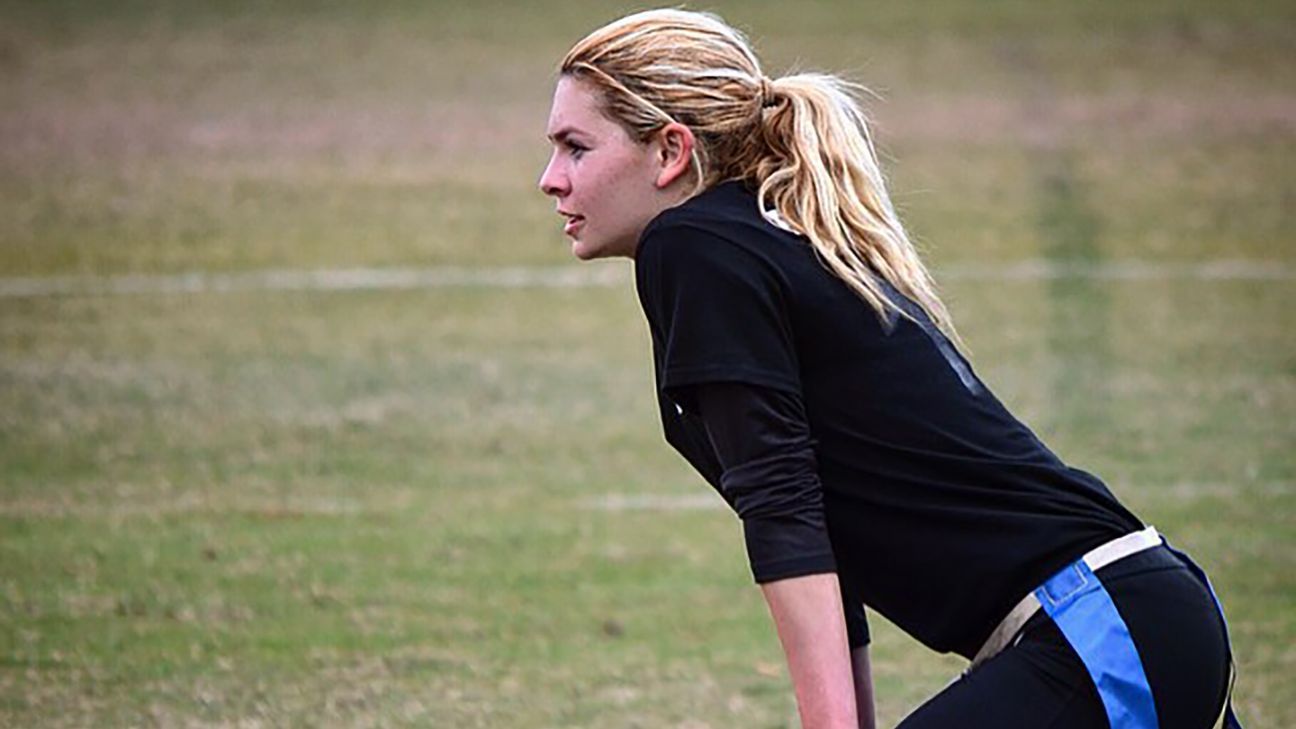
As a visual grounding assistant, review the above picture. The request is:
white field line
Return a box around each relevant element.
[943,259,1296,282]
[0,494,366,518]
[0,260,1292,299]
[0,265,628,298]
[581,493,726,512]
[4,482,1286,518]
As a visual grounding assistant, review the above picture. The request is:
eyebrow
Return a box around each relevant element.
[546,127,585,143]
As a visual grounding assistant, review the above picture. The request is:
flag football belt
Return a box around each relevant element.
[970,525,1243,729]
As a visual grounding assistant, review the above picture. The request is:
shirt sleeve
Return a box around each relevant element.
[691,382,836,580]
[635,220,800,412]
[693,381,869,646]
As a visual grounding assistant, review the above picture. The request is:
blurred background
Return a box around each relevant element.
[2,1,1292,726]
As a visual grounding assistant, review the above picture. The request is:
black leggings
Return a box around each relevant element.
[898,546,1231,729]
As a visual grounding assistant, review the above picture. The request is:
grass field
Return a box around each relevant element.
[2,1,1294,726]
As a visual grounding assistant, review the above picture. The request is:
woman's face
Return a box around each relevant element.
[539,77,674,260]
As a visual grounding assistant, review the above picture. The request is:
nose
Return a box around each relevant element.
[538,150,567,197]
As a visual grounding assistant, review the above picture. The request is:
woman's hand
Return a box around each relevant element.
[760,572,860,729]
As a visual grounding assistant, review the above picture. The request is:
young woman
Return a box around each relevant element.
[538,9,1240,729]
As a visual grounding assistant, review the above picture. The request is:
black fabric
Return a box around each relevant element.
[693,383,835,582]
[634,180,1144,658]
[691,382,868,647]
[897,546,1231,728]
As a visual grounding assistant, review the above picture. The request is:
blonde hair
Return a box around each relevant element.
[560,8,957,338]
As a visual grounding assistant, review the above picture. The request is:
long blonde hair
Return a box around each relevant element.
[560,8,957,338]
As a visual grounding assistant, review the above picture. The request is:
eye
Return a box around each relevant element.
[567,141,588,160]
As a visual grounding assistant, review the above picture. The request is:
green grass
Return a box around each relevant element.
[2,1,1294,726]
[3,282,1292,726]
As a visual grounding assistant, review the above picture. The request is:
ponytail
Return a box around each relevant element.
[751,74,957,338]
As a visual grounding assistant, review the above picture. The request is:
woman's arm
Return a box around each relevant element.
[688,382,870,727]
[761,572,859,729]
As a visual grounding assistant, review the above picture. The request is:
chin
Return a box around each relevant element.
[571,234,635,261]
[571,239,607,261]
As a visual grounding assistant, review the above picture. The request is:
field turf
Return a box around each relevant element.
[2,1,1293,726]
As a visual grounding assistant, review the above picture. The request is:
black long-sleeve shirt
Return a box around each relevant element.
[689,381,871,648]
[634,180,1142,659]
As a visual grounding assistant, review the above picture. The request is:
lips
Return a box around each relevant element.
[559,212,585,236]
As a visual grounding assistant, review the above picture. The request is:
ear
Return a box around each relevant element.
[653,122,695,189]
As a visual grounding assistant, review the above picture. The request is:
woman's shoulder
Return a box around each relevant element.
[663,179,762,223]
[638,180,803,268]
